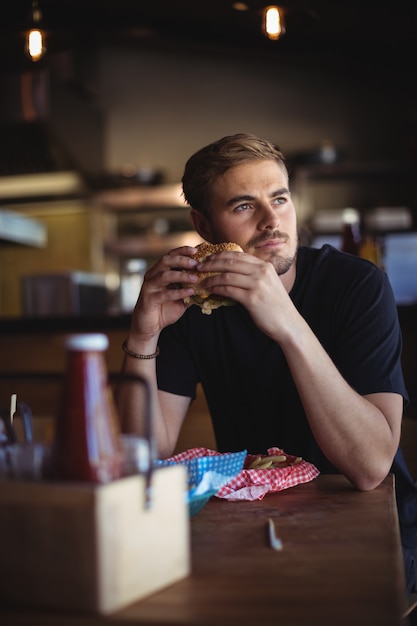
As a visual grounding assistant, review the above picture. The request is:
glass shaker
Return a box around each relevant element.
[51,333,122,483]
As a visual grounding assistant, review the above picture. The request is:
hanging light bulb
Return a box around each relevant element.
[25,1,46,62]
[263,6,285,41]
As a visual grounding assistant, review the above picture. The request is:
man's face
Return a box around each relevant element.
[201,159,298,275]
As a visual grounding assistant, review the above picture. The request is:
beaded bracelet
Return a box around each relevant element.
[122,339,160,360]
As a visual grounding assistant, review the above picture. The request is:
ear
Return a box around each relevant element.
[190,209,213,243]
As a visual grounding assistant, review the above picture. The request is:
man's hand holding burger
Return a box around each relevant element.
[183,242,244,314]
[128,242,244,351]
[128,246,200,344]
[184,241,298,343]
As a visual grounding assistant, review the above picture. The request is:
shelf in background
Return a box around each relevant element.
[0,208,47,247]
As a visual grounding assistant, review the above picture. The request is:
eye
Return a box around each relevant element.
[234,202,252,212]
[272,196,287,206]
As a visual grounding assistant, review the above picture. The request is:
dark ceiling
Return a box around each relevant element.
[1,0,416,77]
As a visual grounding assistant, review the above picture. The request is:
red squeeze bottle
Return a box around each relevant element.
[52,333,122,483]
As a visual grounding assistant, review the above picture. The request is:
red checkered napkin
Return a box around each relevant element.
[217,447,320,501]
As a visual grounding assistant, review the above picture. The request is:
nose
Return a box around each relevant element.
[257,202,280,231]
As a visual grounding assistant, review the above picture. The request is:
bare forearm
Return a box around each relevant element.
[115,342,176,458]
[115,246,201,455]
[279,317,401,490]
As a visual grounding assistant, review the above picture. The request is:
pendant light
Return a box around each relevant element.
[263,5,286,41]
[26,1,46,62]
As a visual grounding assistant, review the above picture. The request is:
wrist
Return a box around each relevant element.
[122,339,160,360]
[123,334,160,359]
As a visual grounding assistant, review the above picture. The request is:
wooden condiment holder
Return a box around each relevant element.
[0,464,190,614]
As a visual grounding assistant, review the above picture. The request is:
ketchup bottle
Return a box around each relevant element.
[52,333,122,483]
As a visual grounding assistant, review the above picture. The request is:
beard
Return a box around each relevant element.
[267,250,296,275]
[247,230,298,276]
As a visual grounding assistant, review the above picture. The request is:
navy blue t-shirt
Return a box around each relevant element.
[157,245,408,473]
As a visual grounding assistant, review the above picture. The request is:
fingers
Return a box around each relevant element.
[163,246,199,269]
[197,254,275,302]
[195,249,255,274]
[140,247,200,303]
[195,250,260,290]
[127,247,202,340]
[144,266,199,294]
[145,246,199,281]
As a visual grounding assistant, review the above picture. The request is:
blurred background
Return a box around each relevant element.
[0,0,416,317]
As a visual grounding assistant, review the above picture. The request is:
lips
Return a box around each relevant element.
[249,230,289,249]
[255,238,286,250]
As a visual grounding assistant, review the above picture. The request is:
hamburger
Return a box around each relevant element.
[184,242,243,315]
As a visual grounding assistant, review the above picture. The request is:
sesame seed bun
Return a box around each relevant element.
[184,242,243,314]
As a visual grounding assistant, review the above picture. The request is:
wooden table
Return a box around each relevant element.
[0,474,407,626]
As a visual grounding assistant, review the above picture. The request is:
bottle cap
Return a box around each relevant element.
[65,333,109,351]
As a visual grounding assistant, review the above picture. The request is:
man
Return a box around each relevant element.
[116,132,407,493]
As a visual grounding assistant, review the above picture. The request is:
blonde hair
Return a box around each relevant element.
[182,133,287,214]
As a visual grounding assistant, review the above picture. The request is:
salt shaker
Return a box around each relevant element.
[52,333,122,483]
